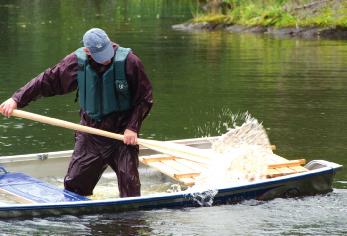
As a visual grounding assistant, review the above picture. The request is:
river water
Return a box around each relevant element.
[0,0,346,235]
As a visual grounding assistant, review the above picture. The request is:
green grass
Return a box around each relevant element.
[300,6,347,27]
[192,14,232,24]
[193,1,347,28]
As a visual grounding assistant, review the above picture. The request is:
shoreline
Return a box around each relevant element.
[172,22,347,40]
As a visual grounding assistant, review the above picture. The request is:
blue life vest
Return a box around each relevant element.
[75,47,132,121]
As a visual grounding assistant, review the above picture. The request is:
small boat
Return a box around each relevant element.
[0,137,342,218]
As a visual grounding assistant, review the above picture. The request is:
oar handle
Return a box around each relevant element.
[8,109,211,164]
[11,109,125,141]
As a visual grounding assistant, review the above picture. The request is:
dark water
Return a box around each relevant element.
[0,0,346,235]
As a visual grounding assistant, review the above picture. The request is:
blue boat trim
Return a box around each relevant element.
[0,172,89,203]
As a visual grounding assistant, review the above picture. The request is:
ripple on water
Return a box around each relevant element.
[13,123,24,129]
[0,141,12,147]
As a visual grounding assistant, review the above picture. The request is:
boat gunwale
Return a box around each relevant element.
[0,137,218,164]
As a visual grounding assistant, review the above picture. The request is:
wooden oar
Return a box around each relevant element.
[9,109,212,164]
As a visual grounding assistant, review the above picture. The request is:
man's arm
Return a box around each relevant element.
[8,53,79,111]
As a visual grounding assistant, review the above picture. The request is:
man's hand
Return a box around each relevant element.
[0,98,17,117]
[123,129,138,145]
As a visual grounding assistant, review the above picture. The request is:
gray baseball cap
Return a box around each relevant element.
[82,28,114,63]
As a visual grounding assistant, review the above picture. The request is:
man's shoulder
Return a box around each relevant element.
[58,52,78,66]
[126,50,142,66]
[65,51,78,61]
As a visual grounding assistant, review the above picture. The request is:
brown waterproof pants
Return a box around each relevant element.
[64,132,141,197]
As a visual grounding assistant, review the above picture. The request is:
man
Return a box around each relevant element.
[0,28,153,197]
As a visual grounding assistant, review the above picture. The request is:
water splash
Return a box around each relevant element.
[212,112,272,152]
[196,108,237,137]
[192,112,273,190]
[188,189,218,207]
[166,184,182,193]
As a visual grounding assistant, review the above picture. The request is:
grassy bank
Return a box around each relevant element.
[192,0,347,28]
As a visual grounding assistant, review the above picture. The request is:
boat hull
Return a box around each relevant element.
[0,138,342,218]
[0,164,339,218]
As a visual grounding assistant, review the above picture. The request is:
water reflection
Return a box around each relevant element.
[87,212,153,236]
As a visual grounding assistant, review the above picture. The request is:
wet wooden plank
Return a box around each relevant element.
[289,165,308,173]
[164,160,193,173]
[141,155,177,164]
[144,161,196,185]
[174,159,207,172]
[275,167,296,175]
[145,161,178,179]
[266,168,282,178]
[174,172,200,179]
[268,159,306,168]
[141,153,308,184]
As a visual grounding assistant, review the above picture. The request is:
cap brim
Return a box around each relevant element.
[90,43,114,64]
